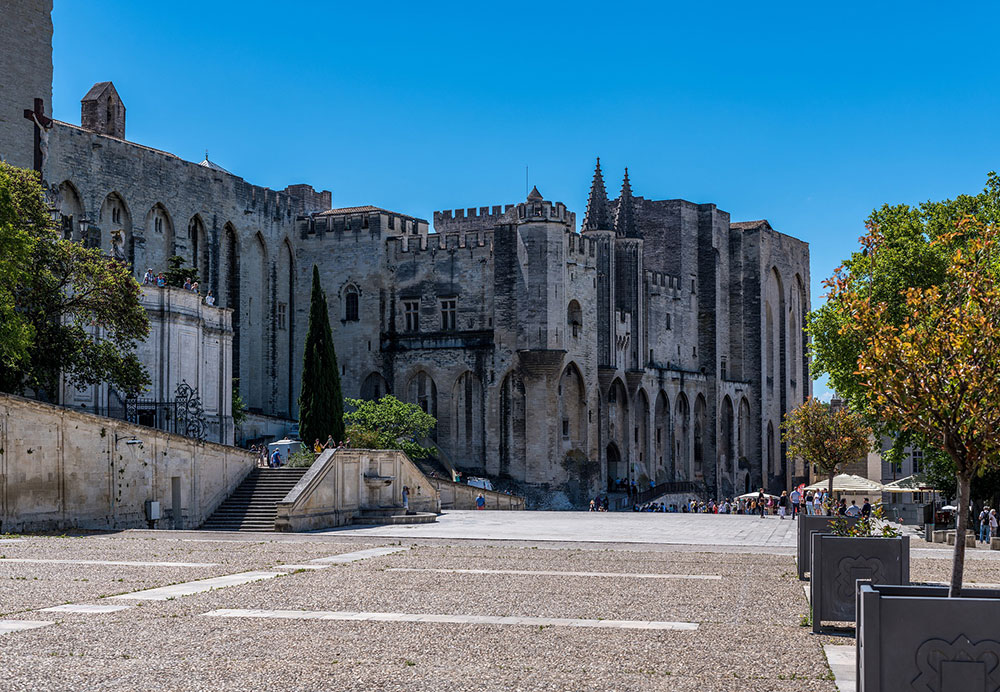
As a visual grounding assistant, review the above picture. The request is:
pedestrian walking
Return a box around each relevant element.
[790,487,800,519]
[861,498,872,519]
[980,507,990,543]
[778,490,788,519]
[476,493,486,510]
[269,448,282,468]
[757,489,766,518]
[402,485,410,511]
[990,509,998,544]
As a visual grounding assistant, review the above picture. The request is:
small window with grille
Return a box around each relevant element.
[403,300,420,332]
[440,298,457,331]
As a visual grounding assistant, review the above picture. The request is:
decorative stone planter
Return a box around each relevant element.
[797,514,861,580]
[857,583,1000,691]
[933,530,948,543]
[811,534,909,634]
[946,531,975,548]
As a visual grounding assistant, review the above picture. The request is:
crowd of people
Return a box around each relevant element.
[141,268,215,305]
[587,486,885,518]
[312,435,349,454]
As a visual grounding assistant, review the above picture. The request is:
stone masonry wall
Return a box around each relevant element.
[0,393,256,532]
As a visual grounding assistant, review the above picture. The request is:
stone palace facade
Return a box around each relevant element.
[2,0,810,501]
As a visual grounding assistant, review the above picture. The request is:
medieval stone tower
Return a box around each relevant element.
[0,0,53,171]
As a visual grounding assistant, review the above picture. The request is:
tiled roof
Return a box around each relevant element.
[317,206,427,222]
[317,205,384,215]
[82,81,114,101]
[198,158,231,175]
[731,220,772,231]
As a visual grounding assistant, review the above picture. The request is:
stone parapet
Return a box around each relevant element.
[0,392,255,532]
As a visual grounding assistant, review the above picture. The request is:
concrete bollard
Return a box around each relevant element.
[946,531,976,546]
[933,530,947,543]
[992,537,1000,551]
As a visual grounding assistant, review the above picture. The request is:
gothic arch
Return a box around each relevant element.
[694,394,707,481]
[360,372,389,400]
[99,192,132,262]
[243,232,268,411]
[187,215,209,285]
[654,391,670,482]
[767,421,776,477]
[144,203,174,268]
[223,223,240,385]
[794,273,808,402]
[343,283,360,321]
[606,441,623,485]
[738,396,751,462]
[406,370,438,437]
[277,237,295,415]
[567,299,583,338]
[720,395,735,476]
[55,180,84,241]
[498,370,525,478]
[607,378,629,473]
[635,388,650,483]
[558,362,587,454]
[673,392,690,480]
[451,371,484,466]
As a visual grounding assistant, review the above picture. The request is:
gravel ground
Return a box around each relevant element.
[2,523,993,690]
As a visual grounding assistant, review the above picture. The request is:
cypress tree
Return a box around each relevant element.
[298,265,344,445]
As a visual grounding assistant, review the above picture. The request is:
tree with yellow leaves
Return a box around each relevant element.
[832,217,1000,596]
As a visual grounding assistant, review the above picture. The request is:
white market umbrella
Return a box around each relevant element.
[736,492,779,500]
[804,474,884,493]
[882,474,939,493]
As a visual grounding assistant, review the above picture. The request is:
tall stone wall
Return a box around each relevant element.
[62,286,235,444]
[0,0,52,171]
[43,121,328,421]
[0,393,256,532]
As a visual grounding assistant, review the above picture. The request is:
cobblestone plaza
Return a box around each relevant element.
[3,513,999,691]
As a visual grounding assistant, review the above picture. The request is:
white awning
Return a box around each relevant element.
[882,474,939,493]
[804,474,884,493]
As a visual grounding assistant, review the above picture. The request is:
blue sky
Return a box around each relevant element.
[51,1,1000,400]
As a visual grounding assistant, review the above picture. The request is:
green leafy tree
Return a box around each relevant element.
[297,265,344,445]
[163,255,199,288]
[231,378,248,427]
[809,173,1000,417]
[781,397,872,511]
[832,217,1000,596]
[343,395,436,459]
[0,163,40,371]
[0,162,150,398]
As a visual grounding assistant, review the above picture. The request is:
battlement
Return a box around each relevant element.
[298,208,429,239]
[513,198,576,228]
[433,204,514,234]
[645,270,683,292]
[387,230,494,260]
[565,230,599,262]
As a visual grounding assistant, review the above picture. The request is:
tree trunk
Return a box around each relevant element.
[950,471,972,598]
[827,472,835,516]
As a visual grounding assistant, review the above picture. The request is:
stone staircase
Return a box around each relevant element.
[201,467,308,532]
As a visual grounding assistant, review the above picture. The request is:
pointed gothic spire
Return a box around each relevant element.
[582,157,610,231]
[527,185,544,201]
[615,167,638,237]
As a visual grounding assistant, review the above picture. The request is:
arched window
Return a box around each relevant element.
[567,300,582,337]
[344,285,359,321]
